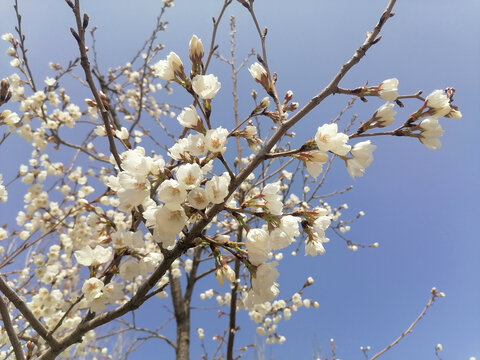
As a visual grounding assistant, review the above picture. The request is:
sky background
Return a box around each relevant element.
[0,0,479,359]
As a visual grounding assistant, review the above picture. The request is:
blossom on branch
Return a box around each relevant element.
[419,117,444,150]
[315,123,351,156]
[192,74,221,99]
[378,78,399,101]
[346,140,377,178]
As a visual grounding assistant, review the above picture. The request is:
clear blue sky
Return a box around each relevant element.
[0,1,479,359]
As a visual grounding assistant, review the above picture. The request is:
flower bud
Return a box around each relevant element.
[189,35,204,63]
[0,78,11,104]
[167,52,184,77]
[378,78,399,101]
[259,96,270,109]
[249,62,268,86]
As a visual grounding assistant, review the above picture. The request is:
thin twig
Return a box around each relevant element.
[370,288,444,360]
[68,0,123,169]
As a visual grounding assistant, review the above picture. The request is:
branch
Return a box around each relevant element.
[204,0,233,72]
[67,0,123,169]
[226,258,241,360]
[0,296,25,360]
[13,0,37,91]
[37,239,191,360]
[370,288,445,360]
[0,276,60,350]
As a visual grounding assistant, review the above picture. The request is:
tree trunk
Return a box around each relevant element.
[170,274,190,360]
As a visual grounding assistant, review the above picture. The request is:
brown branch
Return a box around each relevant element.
[0,276,60,350]
[13,0,37,91]
[67,0,123,170]
[246,3,284,119]
[128,5,169,134]
[37,239,192,360]
[204,0,233,72]
[37,2,397,357]
[0,296,25,360]
[226,258,241,360]
[370,288,444,360]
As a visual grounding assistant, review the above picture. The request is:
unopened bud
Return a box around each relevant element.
[167,52,184,77]
[85,98,97,108]
[284,90,293,103]
[249,62,269,87]
[99,91,110,110]
[259,96,270,109]
[0,78,11,103]
[189,35,204,64]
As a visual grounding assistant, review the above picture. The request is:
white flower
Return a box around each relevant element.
[250,262,280,303]
[177,105,200,128]
[205,173,230,204]
[153,60,174,81]
[419,117,444,150]
[246,228,270,265]
[10,58,20,68]
[94,125,107,136]
[1,33,14,42]
[151,205,187,247]
[373,102,396,127]
[44,77,56,86]
[205,127,228,153]
[425,90,451,117]
[153,52,184,81]
[269,215,300,250]
[176,163,203,190]
[168,138,191,161]
[346,140,377,178]
[107,172,150,211]
[378,78,399,101]
[115,127,129,140]
[312,215,331,236]
[121,147,153,178]
[304,151,329,178]
[74,245,113,267]
[305,235,327,257]
[187,187,209,209]
[446,107,462,119]
[215,264,236,286]
[305,215,331,257]
[119,260,141,281]
[187,133,207,156]
[157,179,187,207]
[1,110,21,127]
[82,278,104,302]
[192,74,221,100]
[262,182,283,216]
[315,123,351,156]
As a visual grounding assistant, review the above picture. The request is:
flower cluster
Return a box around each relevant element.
[0,15,464,358]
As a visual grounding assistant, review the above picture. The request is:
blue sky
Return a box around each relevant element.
[0,1,479,359]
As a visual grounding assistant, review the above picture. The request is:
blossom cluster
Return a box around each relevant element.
[0,16,463,358]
